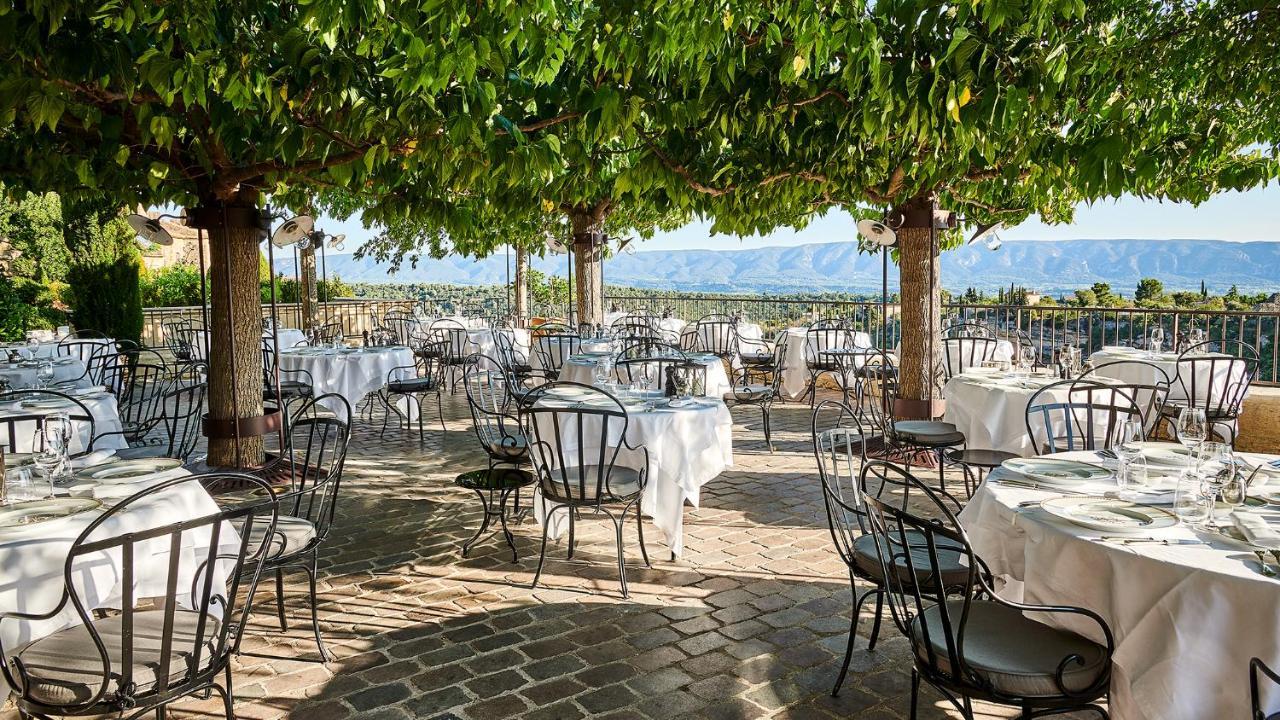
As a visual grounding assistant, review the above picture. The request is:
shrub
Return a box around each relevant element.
[61,200,144,343]
[141,263,205,307]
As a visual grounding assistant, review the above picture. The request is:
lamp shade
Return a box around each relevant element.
[966,221,1005,248]
[270,215,314,248]
[856,219,897,247]
[126,214,174,246]
[328,233,346,251]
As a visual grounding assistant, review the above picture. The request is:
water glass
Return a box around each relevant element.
[36,361,55,389]
[1148,327,1165,356]
[1175,408,1207,457]
[1172,469,1211,525]
[6,467,43,504]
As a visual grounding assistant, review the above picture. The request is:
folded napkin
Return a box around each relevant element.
[70,448,116,470]
[1233,511,1280,547]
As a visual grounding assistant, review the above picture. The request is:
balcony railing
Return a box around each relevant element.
[141,294,1280,386]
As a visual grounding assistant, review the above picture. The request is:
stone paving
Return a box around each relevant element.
[5,389,1091,720]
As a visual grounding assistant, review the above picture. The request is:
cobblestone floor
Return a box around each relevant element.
[7,389,1093,720]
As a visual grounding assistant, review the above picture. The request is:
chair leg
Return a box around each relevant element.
[909,668,920,720]
[530,499,552,591]
[635,500,650,568]
[461,489,493,557]
[222,665,236,720]
[416,393,425,443]
[566,508,576,560]
[611,513,629,599]
[498,487,518,563]
[832,582,867,697]
[274,568,288,631]
[761,403,773,452]
[436,389,447,434]
[865,589,885,651]
[303,555,334,662]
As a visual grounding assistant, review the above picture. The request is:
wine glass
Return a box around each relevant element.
[639,362,654,392]
[593,357,610,387]
[1195,441,1232,529]
[25,337,40,361]
[1175,408,1207,462]
[1148,327,1165,357]
[1020,345,1037,375]
[1114,420,1145,498]
[36,361,55,389]
[32,424,65,498]
[1220,461,1249,516]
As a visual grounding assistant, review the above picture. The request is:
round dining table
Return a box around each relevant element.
[777,327,875,400]
[195,328,307,360]
[0,467,233,694]
[528,387,733,557]
[960,447,1280,719]
[277,345,415,418]
[559,351,734,399]
[942,370,1071,456]
[466,327,531,368]
[1089,346,1250,406]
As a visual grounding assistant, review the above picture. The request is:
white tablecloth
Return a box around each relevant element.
[0,357,84,389]
[467,328,531,368]
[531,395,733,556]
[278,346,415,417]
[0,472,235,686]
[960,449,1280,720]
[0,390,127,453]
[560,353,734,399]
[778,327,875,400]
[942,372,1066,456]
[1089,347,1249,406]
[678,321,764,352]
[2,339,112,362]
[195,328,306,360]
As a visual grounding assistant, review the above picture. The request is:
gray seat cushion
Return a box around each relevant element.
[388,377,437,393]
[264,380,312,399]
[910,600,1109,698]
[540,466,642,502]
[724,384,774,402]
[850,532,969,588]
[237,515,317,560]
[894,420,965,446]
[13,610,220,706]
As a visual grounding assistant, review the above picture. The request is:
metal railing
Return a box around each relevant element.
[142,294,1280,385]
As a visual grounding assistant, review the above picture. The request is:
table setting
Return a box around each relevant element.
[960,440,1280,719]
[942,366,1077,455]
[0,386,126,454]
[278,344,415,418]
[528,383,733,557]
[1088,343,1249,405]
[559,350,734,399]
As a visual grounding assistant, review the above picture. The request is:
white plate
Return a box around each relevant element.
[19,399,74,411]
[1003,458,1111,487]
[0,497,101,533]
[1134,442,1192,467]
[76,457,183,484]
[1040,496,1179,534]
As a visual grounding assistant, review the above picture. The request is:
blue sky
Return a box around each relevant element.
[318,182,1279,255]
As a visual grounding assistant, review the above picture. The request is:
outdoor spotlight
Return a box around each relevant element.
[856,218,898,247]
[270,215,315,248]
[126,213,176,246]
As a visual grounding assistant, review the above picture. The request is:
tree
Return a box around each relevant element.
[62,198,144,343]
[635,1,1279,415]
[0,188,68,283]
[1090,283,1125,307]
[1134,277,1166,306]
[0,2,603,466]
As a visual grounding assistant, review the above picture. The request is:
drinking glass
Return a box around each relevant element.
[1148,327,1165,356]
[36,361,55,389]
[1172,469,1211,526]
[593,358,611,387]
[639,363,654,392]
[6,467,43,504]
[1020,346,1036,375]
[1195,441,1232,528]
[1114,420,1145,497]
[1175,408,1207,460]
[1220,461,1249,514]
[32,425,65,498]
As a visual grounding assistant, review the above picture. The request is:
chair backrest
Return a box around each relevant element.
[163,320,196,361]
[813,409,873,569]
[520,382,642,505]
[493,330,527,370]
[382,310,417,346]
[464,355,526,458]
[614,346,694,392]
[857,349,899,438]
[313,321,343,344]
[611,314,656,338]
[1080,360,1171,435]
[57,339,109,373]
[156,381,207,461]
[260,338,280,385]
[1025,379,1144,454]
[694,317,739,358]
[1176,340,1259,421]
[805,320,853,364]
[102,358,170,437]
[0,473,278,713]
[533,332,581,374]
[429,319,470,360]
[1251,657,1280,720]
[0,389,97,456]
[941,335,1001,379]
[860,462,986,692]
[282,394,351,543]
[64,329,108,340]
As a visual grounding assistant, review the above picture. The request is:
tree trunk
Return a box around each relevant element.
[570,211,605,327]
[201,200,266,468]
[895,198,944,420]
[514,243,529,325]
[299,245,319,333]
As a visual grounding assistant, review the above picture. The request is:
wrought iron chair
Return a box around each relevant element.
[239,394,351,662]
[98,356,170,445]
[261,339,314,425]
[614,346,709,395]
[814,454,973,697]
[942,321,996,339]
[804,319,854,406]
[164,319,202,367]
[610,313,657,340]
[106,381,208,462]
[459,357,535,560]
[693,315,740,363]
[313,321,344,345]
[56,339,111,384]
[1251,657,1280,720]
[863,466,1112,719]
[429,318,471,392]
[736,332,777,385]
[379,347,447,439]
[493,329,535,387]
[723,337,787,451]
[531,330,581,380]
[0,389,97,457]
[1079,360,1172,437]
[1026,379,1144,455]
[1166,339,1260,444]
[0,472,278,720]
[860,350,967,494]
[381,308,418,347]
[521,382,650,598]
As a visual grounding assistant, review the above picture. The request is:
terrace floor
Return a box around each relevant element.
[6,390,1095,720]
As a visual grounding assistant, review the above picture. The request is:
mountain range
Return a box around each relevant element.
[282,239,1280,295]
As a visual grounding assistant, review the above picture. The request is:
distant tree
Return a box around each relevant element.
[1134,277,1166,306]
[1091,283,1125,307]
[1200,280,1208,298]
[1170,290,1204,308]
[1075,289,1098,307]
[0,188,68,283]
[62,198,143,343]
